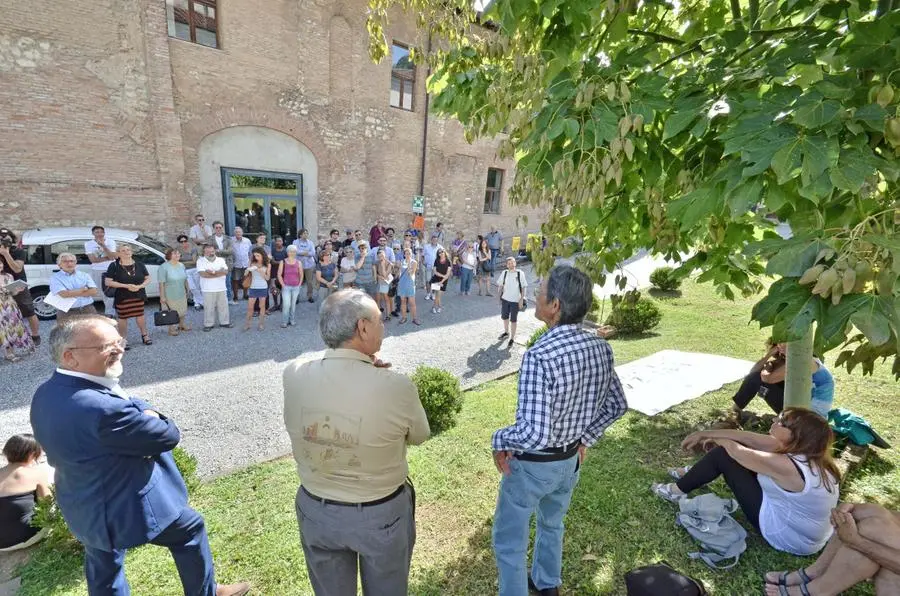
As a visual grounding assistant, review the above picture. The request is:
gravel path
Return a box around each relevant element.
[0,267,543,478]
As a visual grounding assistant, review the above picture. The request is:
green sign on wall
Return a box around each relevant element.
[412,195,425,214]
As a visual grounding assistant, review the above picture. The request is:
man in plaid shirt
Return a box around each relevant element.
[491,265,627,596]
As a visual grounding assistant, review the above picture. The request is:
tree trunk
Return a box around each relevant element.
[784,325,813,409]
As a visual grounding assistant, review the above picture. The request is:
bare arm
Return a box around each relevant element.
[761,363,786,384]
[716,439,804,491]
[277,261,285,286]
[684,429,780,452]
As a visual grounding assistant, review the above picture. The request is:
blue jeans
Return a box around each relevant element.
[492,456,580,596]
[282,285,301,325]
[490,249,500,277]
[460,267,474,294]
[83,507,215,595]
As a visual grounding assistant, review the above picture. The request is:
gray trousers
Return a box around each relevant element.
[296,484,415,596]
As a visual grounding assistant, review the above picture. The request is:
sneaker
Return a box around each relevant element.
[668,466,692,481]
[203,326,213,332]
[280,323,288,329]
[498,332,509,340]
[31,336,41,346]
[528,576,560,596]
[229,300,238,305]
[437,307,443,313]
[431,307,438,314]
[220,323,234,328]
[507,339,514,348]
[651,482,685,504]
[308,298,315,303]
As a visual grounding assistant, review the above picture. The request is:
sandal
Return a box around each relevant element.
[772,583,811,596]
[142,335,153,345]
[765,569,812,588]
[650,482,685,504]
[4,354,20,363]
[668,465,692,480]
[243,323,252,331]
[398,318,407,324]
[413,319,421,326]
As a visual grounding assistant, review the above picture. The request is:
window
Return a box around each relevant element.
[484,168,504,214]
[166,0,219,48]
[124,243,165,267]
[390,43,414,110]
[49,241,91,265]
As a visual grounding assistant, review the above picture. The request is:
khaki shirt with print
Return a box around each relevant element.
[283,348,430,502]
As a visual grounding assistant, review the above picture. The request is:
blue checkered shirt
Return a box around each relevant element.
[492,324,627,452]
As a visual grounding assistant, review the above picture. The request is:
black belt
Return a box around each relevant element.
[302,484,405,507]
[515,440,581,462]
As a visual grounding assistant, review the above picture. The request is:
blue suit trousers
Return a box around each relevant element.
[83,507,216,596]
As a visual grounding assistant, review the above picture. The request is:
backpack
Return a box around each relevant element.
[675,493,747,569]
[500,269,527,310]
[625,561,706,596]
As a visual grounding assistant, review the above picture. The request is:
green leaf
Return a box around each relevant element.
[663,109,700,141]
[564,118,580,138]
[853,104,888,130]
[844,19,900,69]
[746,236,830,277]
[764,184,794,212]
[727,178,763,218]
[752,278,823,342]
[590,108,620,144]
[607,12,628,43]
[816,293,870,353]
[800,134,839,188]
[771,139,802,184]
[668,187,720,230]
[850,308,891,346]
[828,147,879,193]
[792,93,841,129]
[547,117,566,140]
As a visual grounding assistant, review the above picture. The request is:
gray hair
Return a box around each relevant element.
[56,252,77,265]
[287,245,298,254]
[318,289,378,349]
[49,315,116,364]
[545,265,593,325]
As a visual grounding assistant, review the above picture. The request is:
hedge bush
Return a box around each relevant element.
[527,325,549,347]
[412,366,463,434]
[649,267,682,292]
[606,291,662,335]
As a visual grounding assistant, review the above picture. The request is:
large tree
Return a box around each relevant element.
[368,0,900,405]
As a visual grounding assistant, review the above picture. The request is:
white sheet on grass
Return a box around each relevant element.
[617,350,754,416]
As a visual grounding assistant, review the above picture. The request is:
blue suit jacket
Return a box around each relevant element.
[30,372,189,551]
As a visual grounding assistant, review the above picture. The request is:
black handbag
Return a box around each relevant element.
[154,309,180,326]
[101,262,117,298]
[625,562,706,596]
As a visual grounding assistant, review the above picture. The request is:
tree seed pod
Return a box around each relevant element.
[869,86,881,104]
[815,247,835,263]
[618,115,631,137]
[799,264,825,285]
[831,280,844,305]
[812,267,838,294]
[876,84,895,108]
[842,268,856,294]
[877,268,895,295]
[624,138,635,161]
[619,81,631,103]
[610,137,622,157]
[605,82,616,101]
[632,113,644,133]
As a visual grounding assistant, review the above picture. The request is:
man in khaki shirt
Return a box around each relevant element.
[284,289,430,596]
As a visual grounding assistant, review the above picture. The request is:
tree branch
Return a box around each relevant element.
[729,0,742,23]
[749,25,818,37]
[652,41,705,72]
[627,29,685,45]
[748,0,759,28]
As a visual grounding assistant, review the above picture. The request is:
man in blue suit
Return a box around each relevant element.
[30,315,250,596]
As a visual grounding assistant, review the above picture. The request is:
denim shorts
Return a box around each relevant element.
[248,288,268,298]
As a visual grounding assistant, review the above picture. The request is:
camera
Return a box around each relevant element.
[0,238,12,249]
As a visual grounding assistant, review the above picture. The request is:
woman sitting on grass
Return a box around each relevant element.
[652,408,840,557]
[764,502,900,596]
[0,434,51,551]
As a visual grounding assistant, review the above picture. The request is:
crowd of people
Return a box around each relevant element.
[0,219,513,359]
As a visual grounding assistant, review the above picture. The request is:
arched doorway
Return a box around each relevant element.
[198,126,319,242]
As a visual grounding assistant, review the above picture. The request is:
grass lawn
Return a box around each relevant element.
[17,279,899,595]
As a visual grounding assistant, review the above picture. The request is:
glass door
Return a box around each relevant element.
[222,169,303,244]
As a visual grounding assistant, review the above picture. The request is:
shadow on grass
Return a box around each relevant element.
[608,331,662,342]
[410,517,496,595]
[14,543,83,596]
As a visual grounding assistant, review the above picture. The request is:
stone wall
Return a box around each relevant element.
[0,0,546,245]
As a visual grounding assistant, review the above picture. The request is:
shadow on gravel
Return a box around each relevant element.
[462,342,514,380]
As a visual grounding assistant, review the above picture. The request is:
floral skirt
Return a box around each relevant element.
[0,293,34,356]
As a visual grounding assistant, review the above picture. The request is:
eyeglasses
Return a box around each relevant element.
[197,218,205,221]
[68,339,127,353]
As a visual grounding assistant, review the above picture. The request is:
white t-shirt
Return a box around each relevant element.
[232,237,252,268]
[498,269,527,302]
[462,251,477,269]
[189,224,212,244]
[340,256,357,282]
[196,256,228,293]
[84,239,118,271]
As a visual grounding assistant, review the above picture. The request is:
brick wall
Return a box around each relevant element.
[0,0,546,245]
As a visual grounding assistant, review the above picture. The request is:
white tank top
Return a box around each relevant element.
[758,455,838,555]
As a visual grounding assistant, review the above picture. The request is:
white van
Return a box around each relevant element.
[20,227,170,320]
